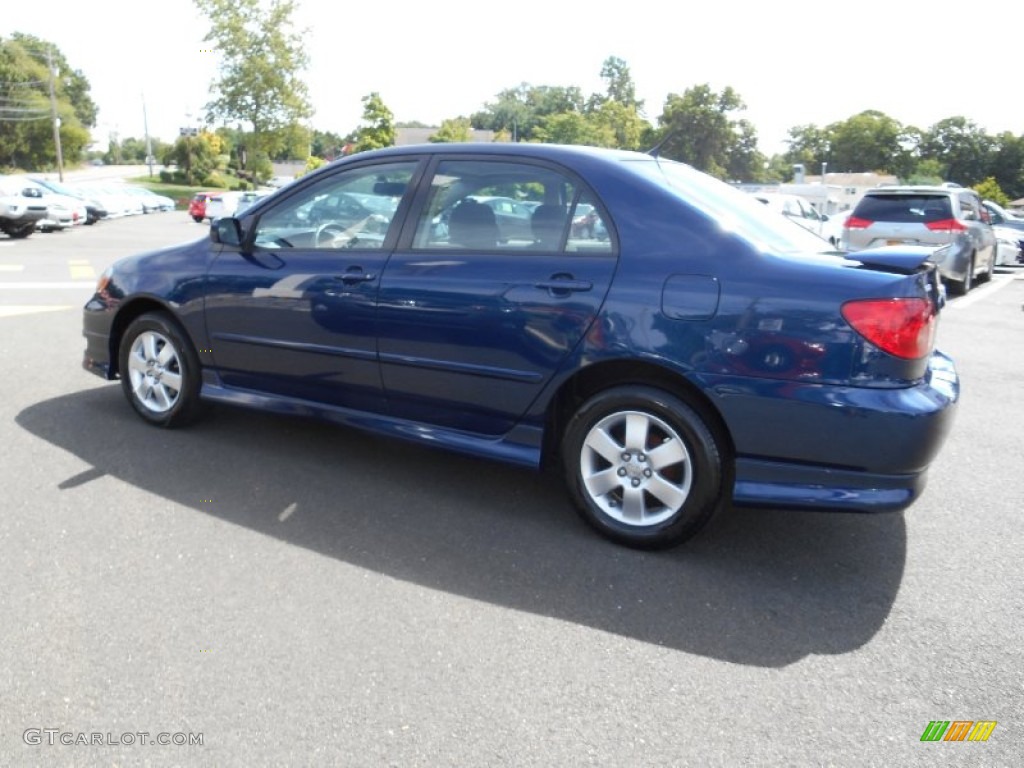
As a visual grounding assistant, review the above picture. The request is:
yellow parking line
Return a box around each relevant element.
[0,264,25,272]
[69,260,96,280]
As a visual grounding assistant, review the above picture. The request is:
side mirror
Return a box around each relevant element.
[210,217,243,247]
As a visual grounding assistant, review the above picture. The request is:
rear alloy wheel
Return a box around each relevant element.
[119,313,203,427]
[562,386,725,549]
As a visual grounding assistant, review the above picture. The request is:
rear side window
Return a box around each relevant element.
[855,194,952,223]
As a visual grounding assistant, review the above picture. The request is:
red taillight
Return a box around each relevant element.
[924,218,967,232]
[844,216,872,230]
[841,298,936,359]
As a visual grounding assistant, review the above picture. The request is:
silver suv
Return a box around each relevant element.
[844,186,996,294]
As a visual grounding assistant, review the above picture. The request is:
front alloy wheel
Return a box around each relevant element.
[119,313,202,427]
[563,386,725,549]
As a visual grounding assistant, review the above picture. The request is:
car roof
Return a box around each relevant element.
[865,185,972,195]
[328,142,647,165]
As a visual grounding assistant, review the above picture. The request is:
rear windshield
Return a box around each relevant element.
[622,158,834,255]
[855,194,952,223]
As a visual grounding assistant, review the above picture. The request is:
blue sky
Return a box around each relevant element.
[4,0,1021,156]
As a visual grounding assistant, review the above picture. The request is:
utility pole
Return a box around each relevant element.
[46,46,64,182]
[142,93,154,177]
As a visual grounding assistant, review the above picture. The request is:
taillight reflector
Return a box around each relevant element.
[841,298,936,359]
[844,216,872,229]
[924,218,967,232]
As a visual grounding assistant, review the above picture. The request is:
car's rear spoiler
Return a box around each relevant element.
[847,245,937,274]
[848,244,947,310]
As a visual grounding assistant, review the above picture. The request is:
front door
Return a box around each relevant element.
[203,159,421,412]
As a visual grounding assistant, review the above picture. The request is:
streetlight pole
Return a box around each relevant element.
[46,46,64,182]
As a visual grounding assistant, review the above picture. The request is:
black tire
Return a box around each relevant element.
[5,223,34,239]
[118,312,203,428]
[979,252,995,283]
[562,386,725,549]
[949,255,974,296]
[192,215,204,223]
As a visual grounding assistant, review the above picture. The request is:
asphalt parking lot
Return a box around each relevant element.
[1,214,1021,766]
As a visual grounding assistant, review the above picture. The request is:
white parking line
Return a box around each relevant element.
[946,273,1017,310]
[0,305,75,317]
[0,282,94,289]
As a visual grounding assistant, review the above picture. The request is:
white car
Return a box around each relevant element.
[206,190,267,221]
[0,177,49,238]
[752,192,834,243]
[993,225,1023,266]
[124,186,175,213]
[6,177,87,230]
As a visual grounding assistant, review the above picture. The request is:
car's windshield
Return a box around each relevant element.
[624,158,835,255]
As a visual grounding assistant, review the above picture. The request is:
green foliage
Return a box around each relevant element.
[973,177,1009,207]
[0,34,96,170]
[654,84,754,179]
[353,92,395,152]
[194,0,313,156]
[310,129,347,159]
[429,117,473,143]
[202,171,229,188]
[598,56,642,112]
[534,112,615,147]
[905,158,944,186]
[471,83,586,141]
[303,155,325,174]
[169,133,219,185]
[921,117,993,186]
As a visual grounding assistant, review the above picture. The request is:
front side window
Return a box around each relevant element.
[412,159,613,254]
[253,161,418,250]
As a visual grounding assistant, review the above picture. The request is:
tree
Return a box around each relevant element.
[430,117,473,143]
[973,177,1009,207]
[826,110,913,177]
[353,92,395,152]
[0,34,95,170]
[920,117,994,187]
[194,0,313,161]
[310,128,347,160]
[168,131,219,185]
[597,55,642,112]
[654,84,751,178]
[988,132,1024,200]
[471,84,585,142]
[783,124,831,172]
[534,112,615,147]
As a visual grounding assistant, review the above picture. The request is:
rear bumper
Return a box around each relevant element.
[713,350,959,512]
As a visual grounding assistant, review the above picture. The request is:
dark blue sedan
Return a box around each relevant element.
[82,144,959,548]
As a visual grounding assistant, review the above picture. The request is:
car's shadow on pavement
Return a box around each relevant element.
[18,387,907,667]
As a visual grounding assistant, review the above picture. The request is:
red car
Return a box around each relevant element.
[188,192,214,223]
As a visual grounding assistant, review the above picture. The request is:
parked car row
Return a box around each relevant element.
[749,185,1021,296]
[0,176,175,239]
[189,190,269,223]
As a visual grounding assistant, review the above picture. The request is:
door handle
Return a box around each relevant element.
[335,269,376,284]
[534,277,593,295]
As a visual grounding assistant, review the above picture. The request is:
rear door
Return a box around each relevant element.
[376,156,618,435]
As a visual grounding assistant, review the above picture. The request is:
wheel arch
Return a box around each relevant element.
[541,358,735,475]
[108,298,190,378]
